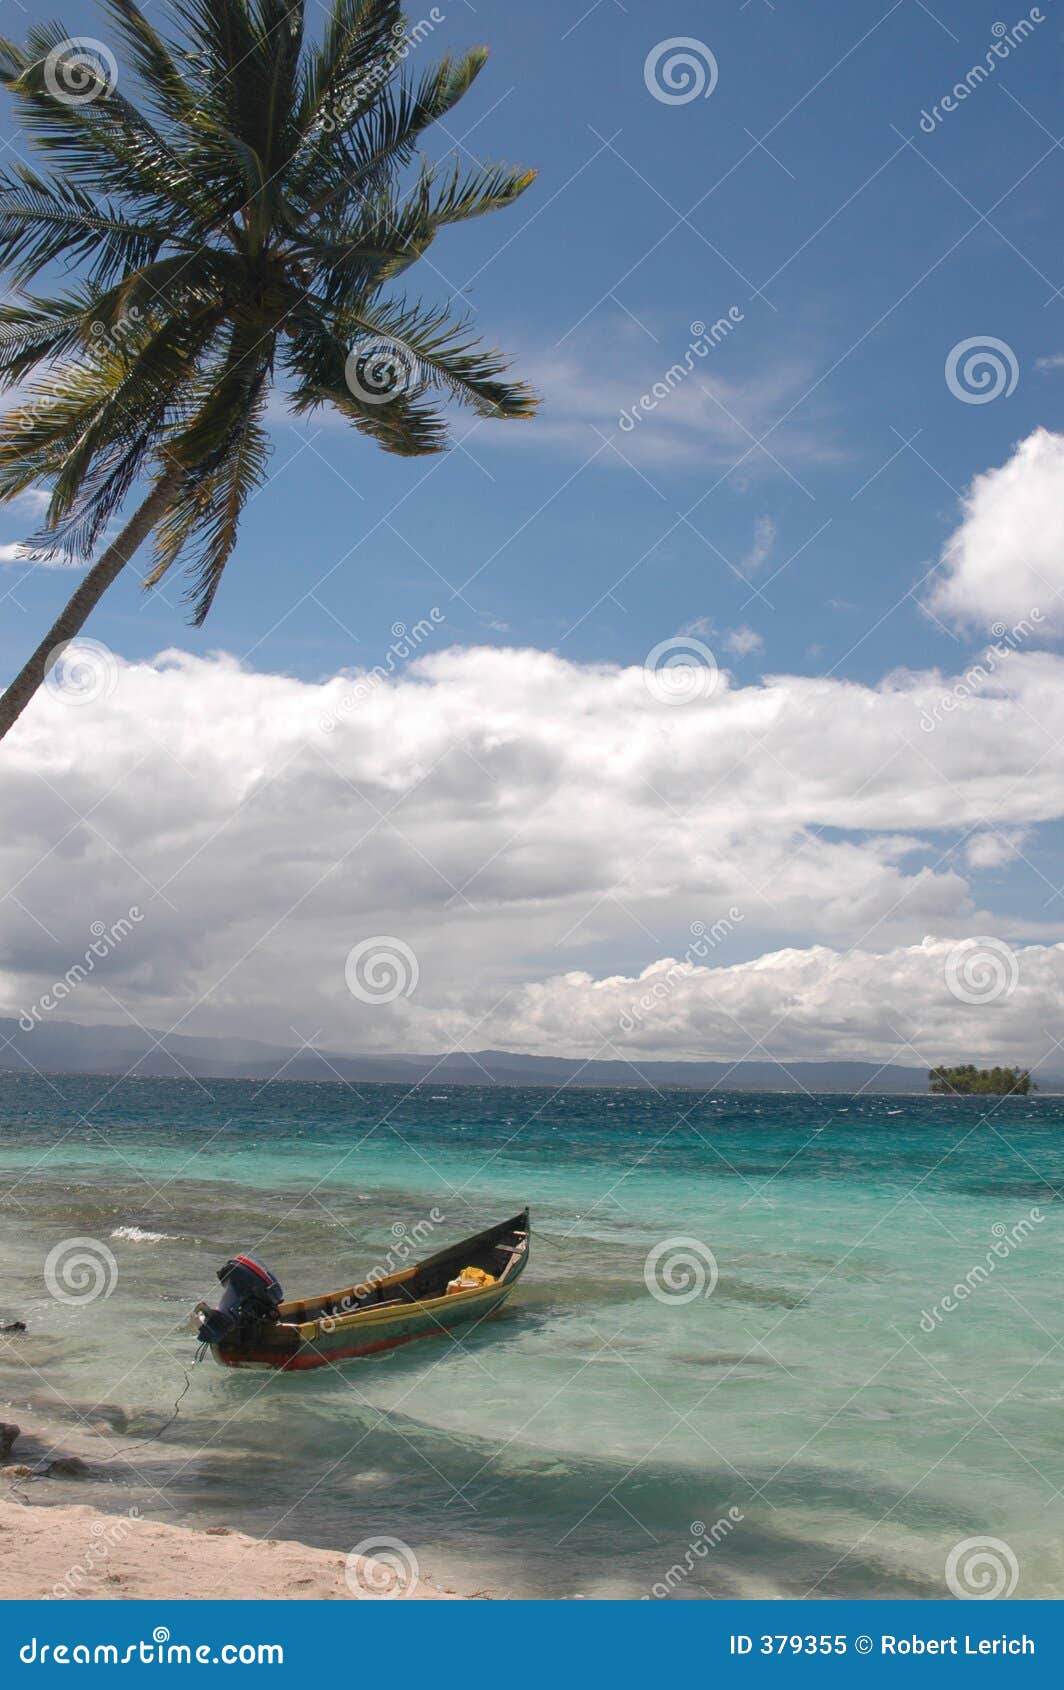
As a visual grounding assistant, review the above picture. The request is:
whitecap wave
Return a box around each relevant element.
[110,1225,174,1243]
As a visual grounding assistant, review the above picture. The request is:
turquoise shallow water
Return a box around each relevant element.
[1,1074,1062,1599]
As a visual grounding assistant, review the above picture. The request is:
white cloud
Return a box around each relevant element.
[927,428,1064,634]
[12,487,51,515]
[477,937,1064,1068]
[0,489,58,566]
[966,829,1029,869]
[724,625,764,657]
[680,615,715,638]
[272,318,841,483]
[3,643,1064,1063]
[467,319,840,474]
[0,541,80,569]
[741,515,777,574]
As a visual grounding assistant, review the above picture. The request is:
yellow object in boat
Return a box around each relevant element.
[446,1265,495,1295]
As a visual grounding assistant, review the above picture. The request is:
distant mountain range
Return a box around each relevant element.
[4,1015,1054,1093]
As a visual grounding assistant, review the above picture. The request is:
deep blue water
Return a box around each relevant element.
[1,1075,1061,1598]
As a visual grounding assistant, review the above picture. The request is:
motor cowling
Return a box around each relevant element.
[196,1254,284,1346]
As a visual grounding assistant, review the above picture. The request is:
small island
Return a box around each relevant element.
[929,1065,1034,1096]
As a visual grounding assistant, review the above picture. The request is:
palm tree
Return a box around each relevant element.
[0,0,537,743]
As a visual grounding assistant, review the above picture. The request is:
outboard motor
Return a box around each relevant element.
[195,1254,283,1346]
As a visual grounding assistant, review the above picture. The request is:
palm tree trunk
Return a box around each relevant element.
[0,470,181,745]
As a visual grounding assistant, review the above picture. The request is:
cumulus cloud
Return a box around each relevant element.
[475,938,1064,1068]
[2,643,1064,1063]
[966,829,1029,869]
[927,428,1064,634]
[724,625,764,657]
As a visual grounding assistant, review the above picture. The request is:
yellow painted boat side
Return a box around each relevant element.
[294,1277,513,1343]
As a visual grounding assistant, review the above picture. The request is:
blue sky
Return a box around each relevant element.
[4,0,1064,1065]
[2,0,1061,685]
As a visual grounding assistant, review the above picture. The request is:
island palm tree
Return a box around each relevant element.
[0,0,537,742]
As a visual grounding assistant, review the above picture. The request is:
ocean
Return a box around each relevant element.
[0,1073,1061,1600]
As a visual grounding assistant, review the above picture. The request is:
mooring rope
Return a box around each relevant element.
[125,1350,202,1448]
[2,1350,204,1499]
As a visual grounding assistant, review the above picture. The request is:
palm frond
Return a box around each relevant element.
[0,288,117,385]
[2,23,234,230]
[168,0,304,175]
[2,305,224,554]
[291,47,489,218]
[424,158,537,228]
[295,0,401,142]
[101,0,202,123]
[284,319,450,454]
[334,295,539,419]
[0,355,118,500]
[0,163,176,286]
[0,0,537,641]
[296,154,535,297]
[149,335,273,618]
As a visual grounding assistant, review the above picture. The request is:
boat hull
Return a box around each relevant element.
[210,1218,528,1370]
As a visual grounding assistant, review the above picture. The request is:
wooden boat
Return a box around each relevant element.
[207,1210,530,1371]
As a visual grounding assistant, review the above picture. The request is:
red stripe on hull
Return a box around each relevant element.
[216,1325,450,1371]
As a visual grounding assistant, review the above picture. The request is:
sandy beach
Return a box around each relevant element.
[0,1497,461,1601]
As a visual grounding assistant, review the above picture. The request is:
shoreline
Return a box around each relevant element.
[0,1498,463,1601]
